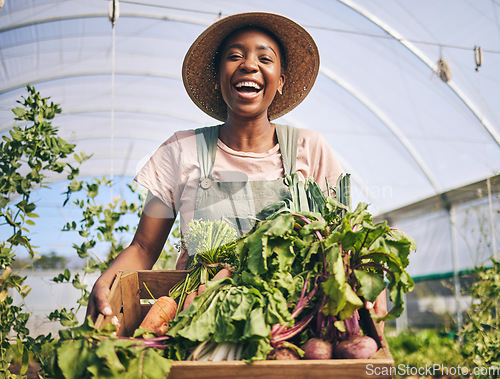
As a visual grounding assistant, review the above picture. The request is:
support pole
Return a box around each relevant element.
[486,177,498,259]
[108,0,119,197]
[449,205,463,334]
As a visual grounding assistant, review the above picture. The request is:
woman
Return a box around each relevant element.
[87,12,384,323]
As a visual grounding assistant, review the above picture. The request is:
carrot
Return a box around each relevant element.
[183,290,198,311]
[198,284,207,295]
[197,268,230,296]
[212,268,232,281]
[140,296,177,336]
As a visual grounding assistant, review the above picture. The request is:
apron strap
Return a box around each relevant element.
[275,124,298,175]
[195,125,220,178]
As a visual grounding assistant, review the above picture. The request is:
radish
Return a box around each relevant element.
[333,335,378,359]
[301,338,333,360]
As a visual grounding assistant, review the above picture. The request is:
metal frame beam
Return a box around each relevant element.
[320,66,442,195]
[338,0,500,146]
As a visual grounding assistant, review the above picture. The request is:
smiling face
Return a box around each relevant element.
[216,27,286,122]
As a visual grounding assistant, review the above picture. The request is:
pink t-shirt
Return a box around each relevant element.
[135,127,343,234]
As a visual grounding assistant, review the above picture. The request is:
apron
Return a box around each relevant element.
[192,123,298,243]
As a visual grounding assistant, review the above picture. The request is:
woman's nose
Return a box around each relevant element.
[240,56,258,72]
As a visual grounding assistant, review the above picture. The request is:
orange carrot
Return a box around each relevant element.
[197,269,231,296]
[212,268,232,280]
[140,296,177,336]
[183,290,198,311]
[198,284,207,295]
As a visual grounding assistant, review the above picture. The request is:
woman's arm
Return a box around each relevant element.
[86,193,176,322]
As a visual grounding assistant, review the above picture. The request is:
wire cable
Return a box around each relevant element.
[104,0,500,54]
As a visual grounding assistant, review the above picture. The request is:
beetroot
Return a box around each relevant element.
[269,347,300,360]
[333,335,378,359]
[301,338,333,359]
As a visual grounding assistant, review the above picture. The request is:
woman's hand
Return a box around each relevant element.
[86,278,121,330]
[86,279,112,323]
[365,289,387,331]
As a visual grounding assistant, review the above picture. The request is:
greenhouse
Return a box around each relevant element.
[1,0,499,377]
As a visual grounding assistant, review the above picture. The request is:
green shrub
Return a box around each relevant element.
[460,258,500,378]
[387,329,463,378]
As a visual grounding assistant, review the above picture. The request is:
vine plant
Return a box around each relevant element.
[0,85,88,376]
[1,86,179,377]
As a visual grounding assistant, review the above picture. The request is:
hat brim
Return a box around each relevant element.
[182,12,320,121]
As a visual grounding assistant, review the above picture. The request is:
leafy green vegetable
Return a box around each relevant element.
[183,219,237,257]
[169,219,238,310]
[322,202,416,321]
[45,318,172,378]
[237,175,415,346]
[166,277,292,361]
[165,174,416,361]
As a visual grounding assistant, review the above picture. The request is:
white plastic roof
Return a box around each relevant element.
[1,0,500,217]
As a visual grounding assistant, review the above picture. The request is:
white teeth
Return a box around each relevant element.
[235,81,262,89]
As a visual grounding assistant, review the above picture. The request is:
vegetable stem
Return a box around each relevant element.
[271,312,315,345]
[293,214,323,240]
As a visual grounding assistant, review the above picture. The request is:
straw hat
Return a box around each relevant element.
[182,12,320,121]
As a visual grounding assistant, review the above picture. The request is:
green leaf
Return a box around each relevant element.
[242,307,269,339]
[87,183,99,198]
[334,320,346,333]
[322,275,345,316]
[72,274,87,290]
[20,344,29,375]
[12,107,27,118]
[57,339,90,377]
[354,269,386,303]
[126,348,172,378]
[68,179,83,192]
[390,228,417,252]
[269,238,295,273]
[338,284,363,320]
[386,280,406,319]
[94,338,126,373]
[5,212,19,227]
[52,269,71,283]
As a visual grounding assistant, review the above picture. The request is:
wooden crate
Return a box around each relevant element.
[95,270,394,379]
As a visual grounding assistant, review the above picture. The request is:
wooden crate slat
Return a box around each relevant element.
[168,359,393,379]
[95,271,123,331]
[120,271,141,336]
[136,270,189,299]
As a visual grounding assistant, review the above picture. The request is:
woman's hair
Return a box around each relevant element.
[213,26,287,76]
